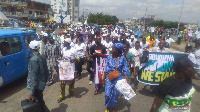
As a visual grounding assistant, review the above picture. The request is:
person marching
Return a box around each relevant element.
[124,43,135,81]
[90,37,107,95]
[57,38,77,103]
[27,40,50,112]
[150,57,198,112]
[105,43,129,112]
[44,36,61,86]
[74,37,87,80]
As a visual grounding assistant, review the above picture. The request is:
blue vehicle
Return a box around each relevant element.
[0,28,38,87]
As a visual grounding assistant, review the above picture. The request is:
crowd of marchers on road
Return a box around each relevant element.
[1,22,200,112]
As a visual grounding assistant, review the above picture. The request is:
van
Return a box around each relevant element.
[0,28,38,87]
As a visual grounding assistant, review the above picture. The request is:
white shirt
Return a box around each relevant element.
[195,49,200,65]
[140,41,150,50]
[194,49,200,72]
[196,32,200,40]
[102,41,113,55]
[39,41,45,56]
[102,41,113,49]
[129,48,143,66]
[41,30,45,34]
[60,47,77,77]
[128,39,136,48]
[74,43,86,58]
[155,39,160,47]
[188,30,193,37]
[62,47,77,59]
[86,41,95,55]
[188,53,196,64]
[166,38,175,47]
[59,35,65,50]
[151,27,155,33]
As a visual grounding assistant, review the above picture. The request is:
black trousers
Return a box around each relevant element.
[75,58,84,76]
[133,66,139,87]
[34,89,50,112]
[87,61,94,81]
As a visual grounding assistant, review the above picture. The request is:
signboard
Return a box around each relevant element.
[137,52,188,85]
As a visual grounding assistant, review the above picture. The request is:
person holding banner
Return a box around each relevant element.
[90,37,107,95]
[148,39,180,92]
[105,43,129,112]
[150,57,198,112]
[57,38,77,103]
[150,39,179,53]
[129,41,143,89]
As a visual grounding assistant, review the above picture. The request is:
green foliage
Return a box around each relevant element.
[148,20,184,29]
[87,13,119,25]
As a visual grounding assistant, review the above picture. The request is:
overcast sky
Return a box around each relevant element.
[37,0,200,23]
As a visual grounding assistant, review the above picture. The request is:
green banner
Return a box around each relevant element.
[137,52,188,85]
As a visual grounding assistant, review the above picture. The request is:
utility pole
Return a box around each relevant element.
[177,0,184,36]
[83,8,84,22]
[144,7,147,27]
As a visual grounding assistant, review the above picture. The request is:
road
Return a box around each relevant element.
[0,65,200,112]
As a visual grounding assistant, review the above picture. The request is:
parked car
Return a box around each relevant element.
[0,28,38,87]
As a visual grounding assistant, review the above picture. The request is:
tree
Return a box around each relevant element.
[87,13,119,25]
[148,20,185,29]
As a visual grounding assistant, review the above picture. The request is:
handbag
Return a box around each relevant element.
[107,59,120,81]
[21,99,42,112]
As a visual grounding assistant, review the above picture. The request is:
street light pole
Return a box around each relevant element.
[144,7,147,27]
[177,0,184,36]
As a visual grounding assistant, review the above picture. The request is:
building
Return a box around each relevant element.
[0,0,52,22]
[51,0,67,14]
[51,0,80,22]
[70,0,80,22]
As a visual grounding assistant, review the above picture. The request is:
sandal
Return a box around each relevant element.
[77,75,81,80]
[105,109,109,112]
[57,97,63,103]
[112,109,115,112]
[94,90,98,95]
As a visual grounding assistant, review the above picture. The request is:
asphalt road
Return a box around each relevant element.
[0,65,200,112]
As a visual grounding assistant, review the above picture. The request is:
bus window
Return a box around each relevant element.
[23,34,37,48]
[0,36,23,56]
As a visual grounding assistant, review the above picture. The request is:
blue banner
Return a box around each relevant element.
[137,52,188,85]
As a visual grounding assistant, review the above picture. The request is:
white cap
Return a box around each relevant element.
[43,33,48,37]
[64,38,71,43]
[114,33,119,37]
[64,30,67,33]
[29,40,40,49]
[131,35,135,39]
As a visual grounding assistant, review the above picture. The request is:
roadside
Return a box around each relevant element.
[143,32,195,52]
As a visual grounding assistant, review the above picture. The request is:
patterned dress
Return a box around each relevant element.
[105,55,129,108]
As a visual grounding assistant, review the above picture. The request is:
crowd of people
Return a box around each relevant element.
[26,24,200,112]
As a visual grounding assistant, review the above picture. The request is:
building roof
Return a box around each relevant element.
[0,11,9,21]
[0,28,35,37]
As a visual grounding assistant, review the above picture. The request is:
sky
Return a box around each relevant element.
[36,0,200,23]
